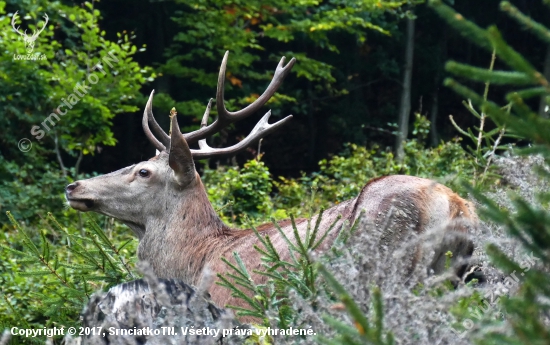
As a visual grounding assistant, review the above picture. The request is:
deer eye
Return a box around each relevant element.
[138,169,150,178]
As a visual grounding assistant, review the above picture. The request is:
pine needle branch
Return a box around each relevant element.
[500,1,550,45]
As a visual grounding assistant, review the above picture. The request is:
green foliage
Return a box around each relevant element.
[429,0,550,343]
[215,212,335,323]
[217,210,384,338]
[168,0,404,74]
[0,0,154,224]
[216,206,398,344]
[317,266,394,345]
[203,158,287,225]
[161,0,411,130]
[1,1,154,154]
[0,158,68,221]
[0,211,138,344]
[446,51,513,186]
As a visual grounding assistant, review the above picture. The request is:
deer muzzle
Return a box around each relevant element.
[65,182,95,211]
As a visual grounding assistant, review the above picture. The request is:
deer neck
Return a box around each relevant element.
[138,178,231,283]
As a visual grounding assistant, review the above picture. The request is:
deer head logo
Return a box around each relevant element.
[11,11,48,54]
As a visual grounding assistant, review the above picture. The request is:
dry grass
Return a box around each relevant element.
[279,153,548,345]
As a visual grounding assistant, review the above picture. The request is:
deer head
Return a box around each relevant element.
[11,11,48,54]
[65,52,296,240]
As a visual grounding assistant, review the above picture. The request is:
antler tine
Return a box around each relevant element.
[142,90,167,152]
[201,98,213,129]
[182,51,296,145]
[198,99,213,150]
[216,51,296,121]
[192,111,293,159]
[143,90,170,147]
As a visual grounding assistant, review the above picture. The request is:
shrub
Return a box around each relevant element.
[0,212,138,344]
[202,158,287,225]
[428,0,550,343]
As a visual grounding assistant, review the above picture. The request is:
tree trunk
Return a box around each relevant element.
[307,80,318,168]
[431,28,447,147]
[538,45,550,119]
[395,15,415,162]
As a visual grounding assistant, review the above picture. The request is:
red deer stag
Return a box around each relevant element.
[66,51,478,313]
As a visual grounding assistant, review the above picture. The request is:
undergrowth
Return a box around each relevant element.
[0,212,138,343]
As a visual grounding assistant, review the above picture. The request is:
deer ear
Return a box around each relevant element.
[168,113,196,186]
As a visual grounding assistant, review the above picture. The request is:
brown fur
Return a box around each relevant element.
[223,218,307,238]
[63,62,479,321]
[66,154,478,321]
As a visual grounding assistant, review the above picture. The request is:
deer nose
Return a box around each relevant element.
[66,182,79,193]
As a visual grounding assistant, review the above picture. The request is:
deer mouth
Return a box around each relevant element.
[67,198,95,211]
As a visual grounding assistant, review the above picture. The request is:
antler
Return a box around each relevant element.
[143,90,167,152]
[194,104,292,159]
[31,13,48,39]
[182,51,296,145]
[11,11,27,37]
[142,51,295,159]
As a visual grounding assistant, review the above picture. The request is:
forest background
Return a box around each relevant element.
[5,0,549,225]
[1,0,550,344]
